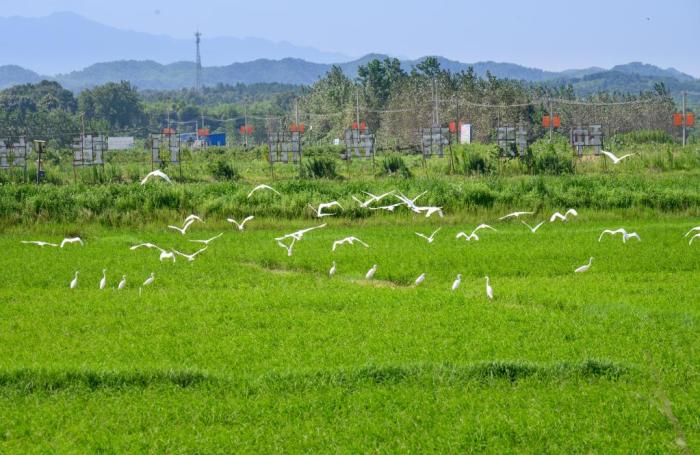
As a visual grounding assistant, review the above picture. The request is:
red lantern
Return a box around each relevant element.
[542,115,551,128]
[449,121,457,133]
[246,126,253,135]
[290,123,298,132]
[686,113,695,126]
[553,115,561,128]
[352,122,359,130]
[359,121,367,133]
[673,113,683,127]
[298,123,305,133]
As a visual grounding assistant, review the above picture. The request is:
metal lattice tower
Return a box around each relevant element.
[195,31,202,92]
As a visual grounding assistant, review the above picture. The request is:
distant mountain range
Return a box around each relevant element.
[1,56,697,96]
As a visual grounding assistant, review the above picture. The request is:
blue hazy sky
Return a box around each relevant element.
[2,0,699,75]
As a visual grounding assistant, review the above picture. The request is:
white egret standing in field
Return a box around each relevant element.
[70,271,79,289]
[20,240,58,247]
[60,237,84,248]
[143,272,155,287]
[499,211,534,221]
[118,275,127,290]
[365,265,377,280]
[684,226,700,237]
[247,184,281,198]
[415,273,426,286]
[329,261,337,277]
[690,233,700,245]
[550,209,578,222]
[173,247,208,262]
[99,269,107,290]
[451,274,462,291]
[415,228,441,244]
[332,236,369,251]
[575,257,594,273]
[601,150,636,164]
[485,276,493,300]
[521,221,546,233]
[140,170,172,185]
[168,219,195,235]
[227,216,254,231]
[189,233,223,246]
[308,201,343,218]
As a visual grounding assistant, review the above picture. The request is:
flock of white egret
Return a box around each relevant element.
[20,178,700,299]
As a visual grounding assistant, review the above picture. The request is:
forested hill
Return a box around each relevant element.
[1,56,697,96]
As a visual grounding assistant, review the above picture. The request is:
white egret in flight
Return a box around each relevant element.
[684,226,700,237]
[550,209,578,222]
[189,233,223,246]
[168,219,195,235]
[20,240,58,247]
[173,247,208,262]
[308,201,343,218]
[141,170,172,185]
[499,211,534,220]
[60,237,84,248]
[247,184,281,198]
[601,150,636,164]
[227,216,254,231]
[521,221,546,233]
[415,228,441,244]
[332,236,369,251]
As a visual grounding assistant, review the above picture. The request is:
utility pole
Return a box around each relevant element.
[295,99,303,178]
[548,98,554,142]
[355,88,361,131]
[244,105,248,149]
[432,77,440,126]
[195,31,202,92]
[682,91,687,147]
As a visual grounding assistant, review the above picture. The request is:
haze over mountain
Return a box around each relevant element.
[0,12,350,75]
[0,11,697,103]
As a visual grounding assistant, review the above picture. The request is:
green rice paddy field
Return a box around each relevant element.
[0,208,698,452]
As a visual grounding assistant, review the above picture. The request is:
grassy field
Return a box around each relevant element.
[0,210,698,452]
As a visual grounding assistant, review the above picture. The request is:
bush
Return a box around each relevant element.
[612,130,675,146]
[379,155,412,178]
[453,144,498,175]
[303,157,338,179]
[208,159,238,181]
[529,139,574,175]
